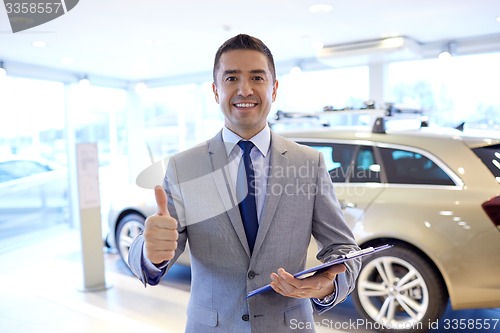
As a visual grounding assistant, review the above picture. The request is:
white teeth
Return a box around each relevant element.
[235,103,256,108]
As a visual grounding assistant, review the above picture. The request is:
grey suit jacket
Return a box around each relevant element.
[129,130,360,333]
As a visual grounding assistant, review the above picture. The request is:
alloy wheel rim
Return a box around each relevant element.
[357,256,429,330]
[118,220,144,262]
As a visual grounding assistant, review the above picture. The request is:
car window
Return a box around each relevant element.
[350,146,381,183]
[471,144,500,182]
[0,160,51,182]
[0,166,14,182]
[379,147,455,185]
[300,142,355,182]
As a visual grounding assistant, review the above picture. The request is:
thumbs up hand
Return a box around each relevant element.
[143,185,179,264]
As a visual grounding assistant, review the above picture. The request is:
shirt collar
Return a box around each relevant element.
[222,125,271,157]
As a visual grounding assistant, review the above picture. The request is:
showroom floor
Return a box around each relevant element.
[0,225,189,333]
[0,225,351,333]
[1,225,499,333]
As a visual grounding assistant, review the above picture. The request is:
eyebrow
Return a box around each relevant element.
[222,69,268,76]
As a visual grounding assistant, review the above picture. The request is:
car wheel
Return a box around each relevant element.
[352,246,448,333]
[115,213,145,264]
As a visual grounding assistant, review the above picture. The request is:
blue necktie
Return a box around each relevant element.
[237,140,258,253]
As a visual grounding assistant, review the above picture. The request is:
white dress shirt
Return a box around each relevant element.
[222,125,271,222]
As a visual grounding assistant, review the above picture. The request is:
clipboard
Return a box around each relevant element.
[246,244,393,298]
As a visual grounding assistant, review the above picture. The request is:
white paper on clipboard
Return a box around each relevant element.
[246,244,393,298]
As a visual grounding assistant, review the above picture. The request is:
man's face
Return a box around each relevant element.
[212,50,278,139]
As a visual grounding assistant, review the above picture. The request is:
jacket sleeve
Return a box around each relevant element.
[310,151,361,311]
[128,235,167,286]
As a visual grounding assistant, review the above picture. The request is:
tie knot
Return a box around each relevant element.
[238,140,255,155]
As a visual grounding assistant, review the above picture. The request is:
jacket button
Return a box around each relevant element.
[242,314,250,321]
[247,271,256,279]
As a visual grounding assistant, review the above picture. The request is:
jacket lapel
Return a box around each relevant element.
[208,131,252,256]
[252,132,288,256]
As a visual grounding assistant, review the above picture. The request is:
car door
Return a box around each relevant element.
[299,141,385,230]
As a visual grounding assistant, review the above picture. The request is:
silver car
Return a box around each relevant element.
[0,157,68,210]
[107,118,500,332]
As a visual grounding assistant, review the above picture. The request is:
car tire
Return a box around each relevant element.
[115,213,145,265]
[352,245,448,333]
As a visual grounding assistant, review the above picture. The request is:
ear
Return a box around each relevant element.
[212,82,220,104]
[271,79,279,102]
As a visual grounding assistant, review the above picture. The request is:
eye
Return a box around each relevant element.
[252,76,264,81]
[224,76,237,82]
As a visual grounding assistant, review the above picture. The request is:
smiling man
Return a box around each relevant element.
[128,34,361,333]
[213,46,277,140]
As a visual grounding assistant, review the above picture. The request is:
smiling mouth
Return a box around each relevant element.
[234,103,257,108]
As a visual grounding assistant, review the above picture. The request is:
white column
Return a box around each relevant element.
[126,84,149,184]
[369,63,387,107]
[64,84,79,229]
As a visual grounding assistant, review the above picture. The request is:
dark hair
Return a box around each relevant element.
[213,34,276,82]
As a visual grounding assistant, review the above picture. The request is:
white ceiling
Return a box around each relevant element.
[0,0,499,82]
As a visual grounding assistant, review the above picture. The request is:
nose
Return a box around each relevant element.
[237,79,253,97]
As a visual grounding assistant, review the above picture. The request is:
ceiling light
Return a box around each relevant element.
[62,57,74,65]
[135,81,148,95]
[311,41,324,50]
[381,32,401,39]
[0,61,6,77]
[290,60,305,75]
[290,66,302,75]
[438,41,456,60]
[438,50,452,60]
[308,4,333,14]
[32,41,47,48]
[79,75,91,87]
[145,39,165,46]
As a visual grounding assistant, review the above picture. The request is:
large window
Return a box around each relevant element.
[0,77,66,162]
[69,84,128,218]
[387,53,500,129]
[2,51,498,244]
[141,83,223,161]
[275,66,369,115]
[0,78,129,242]
[71,84,128,163]
[0,77,69,241]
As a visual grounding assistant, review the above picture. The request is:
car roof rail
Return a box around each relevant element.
[385,103,423,116]
[270,110,331,128]
[272,102,428,132]
[371,115,429,134]
[275,110,321,121]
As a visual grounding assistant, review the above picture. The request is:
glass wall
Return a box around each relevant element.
[137,66,370,162]
[272,66,370,129]
[68,84,128,223]
[2,51,499,245]
[0,77,129,244]
[387,52,500,131]
[0,77,68,245]
[276,66,369,113]
[141,83,224,161]
[71,84,128,164]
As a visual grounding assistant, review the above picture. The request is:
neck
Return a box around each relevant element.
[225,123,267,140]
